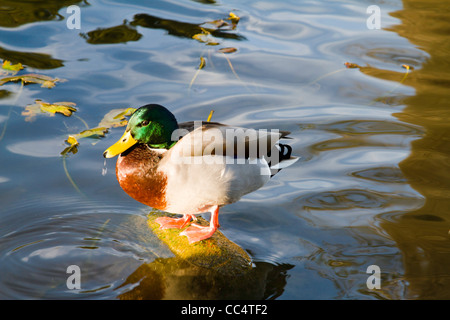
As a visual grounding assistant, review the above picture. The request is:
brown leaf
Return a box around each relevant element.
[204,19,228,29]
[218,47,237,54]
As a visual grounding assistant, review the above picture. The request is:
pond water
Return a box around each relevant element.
[1,0,449,299]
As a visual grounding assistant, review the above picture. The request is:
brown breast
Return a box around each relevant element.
[116,144,168,210]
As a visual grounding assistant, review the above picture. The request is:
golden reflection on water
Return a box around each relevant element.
[362,0,450,299]
[0,0,83,28]
[116,258,292,300]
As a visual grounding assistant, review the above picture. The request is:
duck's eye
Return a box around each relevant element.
[140,120,150,126]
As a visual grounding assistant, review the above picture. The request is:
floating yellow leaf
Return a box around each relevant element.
[22,100,77,122]
[205,19,228,29]
[228,12,240,28]
[344,62,361,69]
[192,28,220,45]
[2,60,24,74]
[193,27,210,37]
[64,127,108,152]
[204,12,239,30]
[192,34,220,45]
[61,136,80,156]
[198,56,206,70]
[71,127,109,140]
[192,33,207,42]
[0,73,65,88]
[189,57,207,91]
[399,64,413,84]
[41,101,76,116]
[402,64,413,70]
[62,108,136,156]
[98,107,136,128]
[62,127,110,156]
[195,12,241,45]
[67,136,79,146]
[61,144,78,156]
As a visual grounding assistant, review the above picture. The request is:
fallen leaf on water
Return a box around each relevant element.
[344,62,361,69]
[40,101,76,116]
[228,12,240,28]
[204,12,240,30]
[0,73,65,88]
[204,19,228,29]
[66,136,79,146]
[188,57,206,92]
[192,34,220,46]
[194,12,241,46]
[2,60,24,75]
[192,27,210,40]
[192,28,220,46]
[98,107,136,128]
[22,100,77,122]
[398,64,413,85]
[62,127,109,155]
[402,64,413,70]
[218,47,237,54]
[62,108,136,156]
[70,127,109,141]
[61,136,80,156]
[198,56,206,70]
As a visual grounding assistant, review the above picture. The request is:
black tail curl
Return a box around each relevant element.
[267,143,293,177]
[278,143,292,160]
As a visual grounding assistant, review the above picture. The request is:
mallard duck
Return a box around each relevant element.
[103,104,298,243]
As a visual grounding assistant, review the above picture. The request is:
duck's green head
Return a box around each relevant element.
[103,104,178,158]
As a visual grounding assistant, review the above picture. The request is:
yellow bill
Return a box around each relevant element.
[103,130,137,158]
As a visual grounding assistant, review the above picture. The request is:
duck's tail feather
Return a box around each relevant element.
[268,143,299,176]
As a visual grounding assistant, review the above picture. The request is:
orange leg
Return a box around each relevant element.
[180,206,219,244]
[155,214,195,230]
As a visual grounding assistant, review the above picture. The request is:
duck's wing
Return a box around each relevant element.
[169,122,283,160]
[179,121,291,139]
[177,121,225,133]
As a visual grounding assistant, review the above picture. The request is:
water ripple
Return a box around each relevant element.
[0,196,170,299]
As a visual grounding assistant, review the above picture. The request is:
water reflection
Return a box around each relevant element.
[352,167,407,184]
[331,0,450,299]
[130,13,246,41]
[0,200,164,299]
[82,23,142,45]
[0,47,64,69]
[80,11,246,45]
[117,259,293,300]
[377,0,450,299]
[0,0,85,28]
